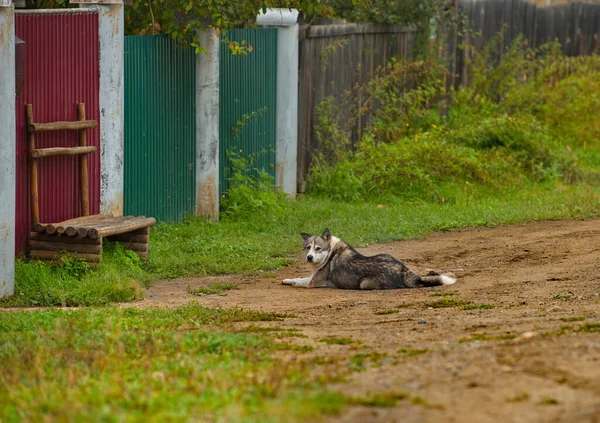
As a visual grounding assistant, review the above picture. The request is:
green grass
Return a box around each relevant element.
[320,337,355,345]
[463,304,495,310]
[538,397,560,406]
[426,298,471,309]
[348,391,408,407]
[348,352,388,372]
[541,322,600,337]
[560,316,586,322]
[430,291,458,297]
[397,348,429,357]
[0,305,347,422]
[188,282,239,296]
[506,393,530,403]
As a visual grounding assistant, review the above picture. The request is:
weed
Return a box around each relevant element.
[349,352,387,372]
[506,393,530,403]
[374,309,399,315]
[410,396,445,410]
[552,294,575,300]
[559,316,586,322]
[397,302,417,308]
[320,337,355,345]
[277,344,314,352]
[458,333,517,343]
[463,304,495,310]
[578,323,600,333]
[539,397,560,406]
[398,348,429,357]
[430,291,457,297]
[188,282,238,296]
[348,391,409,407]
[426,298,471,308]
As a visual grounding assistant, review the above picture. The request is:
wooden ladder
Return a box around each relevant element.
[26,103,155,267]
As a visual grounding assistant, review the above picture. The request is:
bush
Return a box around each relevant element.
[221,152,291,221]
[307,34,600,202]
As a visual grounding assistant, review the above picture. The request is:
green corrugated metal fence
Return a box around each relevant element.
[219,28,278,195]
[124,35,196,222]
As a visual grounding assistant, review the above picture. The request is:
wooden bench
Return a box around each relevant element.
[26,103,156,268]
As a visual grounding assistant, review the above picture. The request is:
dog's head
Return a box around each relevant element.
[300,228,333,266]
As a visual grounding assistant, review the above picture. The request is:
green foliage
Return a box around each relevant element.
[124,0,333,49]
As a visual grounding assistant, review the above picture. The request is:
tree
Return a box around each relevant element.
[125,0,333,51]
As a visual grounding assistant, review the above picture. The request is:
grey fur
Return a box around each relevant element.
[283,229,456,290]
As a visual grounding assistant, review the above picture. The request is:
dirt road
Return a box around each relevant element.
[136,218,600,423]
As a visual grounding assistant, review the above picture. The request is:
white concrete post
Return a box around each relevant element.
[195,29,220,220]
[0,0,16,298]
[72,0,125,216]
[257,8,299,199]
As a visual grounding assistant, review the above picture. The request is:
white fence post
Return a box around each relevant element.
[0,0,16,298]
[72,0,125,216]
[257,8,300,199]
[195,29,220,221]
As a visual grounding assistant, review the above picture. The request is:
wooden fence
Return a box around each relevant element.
[297,24,414,188]
[296,1,600,187]
[453,0,600,86]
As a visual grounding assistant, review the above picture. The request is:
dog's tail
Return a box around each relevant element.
[417,270,456,287]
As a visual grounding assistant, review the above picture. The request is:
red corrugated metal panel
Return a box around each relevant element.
[15,11,100,255]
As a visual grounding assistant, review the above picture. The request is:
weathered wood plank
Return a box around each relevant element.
[30,240,103,254]
[89,217,157,240]
[29,232,103,245]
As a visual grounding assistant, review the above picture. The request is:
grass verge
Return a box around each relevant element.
[0,305,347,422]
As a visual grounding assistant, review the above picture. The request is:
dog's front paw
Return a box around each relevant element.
[282,278,294,285]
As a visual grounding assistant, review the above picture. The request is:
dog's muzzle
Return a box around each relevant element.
[306,255,314,262]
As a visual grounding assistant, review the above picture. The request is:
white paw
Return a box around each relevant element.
[282,279,295,286]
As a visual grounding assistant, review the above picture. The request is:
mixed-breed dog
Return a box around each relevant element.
[283,229,456,290]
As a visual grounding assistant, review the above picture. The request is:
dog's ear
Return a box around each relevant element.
[301,232,311,241]
[321,228,331,242]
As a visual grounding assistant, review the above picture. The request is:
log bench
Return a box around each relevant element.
[26,103,156,268]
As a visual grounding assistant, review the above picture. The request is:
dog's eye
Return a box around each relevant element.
[315,247,322,251]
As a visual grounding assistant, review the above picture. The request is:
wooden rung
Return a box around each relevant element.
[27,120,97,132]
[30,146,97,159]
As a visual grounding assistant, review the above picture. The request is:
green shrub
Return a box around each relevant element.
[221,152,291,221]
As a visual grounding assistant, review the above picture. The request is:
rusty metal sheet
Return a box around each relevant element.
[14,11,100,255]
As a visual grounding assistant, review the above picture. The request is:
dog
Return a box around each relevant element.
[282,228,456,290]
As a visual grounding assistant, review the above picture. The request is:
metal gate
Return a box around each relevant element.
[15,10,100,255]
[124,35,196,222]
[219,28,278,195]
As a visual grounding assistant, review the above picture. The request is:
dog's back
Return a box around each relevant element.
[326,241,454,290]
